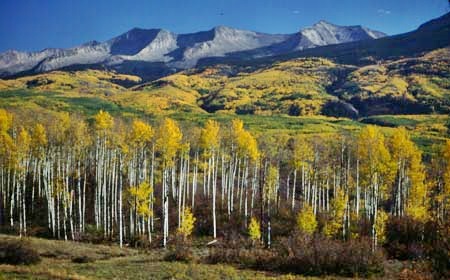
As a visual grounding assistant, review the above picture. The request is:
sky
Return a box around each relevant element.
[0,0,448,53]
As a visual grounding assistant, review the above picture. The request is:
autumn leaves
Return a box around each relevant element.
[0,108,449,252]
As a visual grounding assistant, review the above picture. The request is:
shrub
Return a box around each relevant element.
[0,239,41,265]
[221,229,251,250]
[26,226,53,239]
[296,205,317,235]
[248,217,261,245]
[80,224,105,244]
[178,207,196,241]
[423,220,450,279]
[164,235,195,263]
[207,247,278,269]
[385,216,426,260]
[71,255,94,263]
[129,234,152,248]
[279,234,384,277]
[206,233,384,277]
[207,247,240,264]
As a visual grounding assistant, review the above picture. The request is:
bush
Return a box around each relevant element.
[0,239,41,265]
[385,216,426,260]
[164,235,195,263]
[278,234,384,277]
[129,234,152,248]
[207,233,385,277]
[423,220,450,279]
[221,229,252,250]
[71,255,94,263]
[80,224,105,244]
[207,247,278,269]
[26,226,53,239]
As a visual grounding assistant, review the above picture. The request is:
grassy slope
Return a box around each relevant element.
[0,234,320,280]
[335,48,450,115]
[0,52,448,154]
[2,50,448,118]
[1,50,449,116]
[0,234,413,280]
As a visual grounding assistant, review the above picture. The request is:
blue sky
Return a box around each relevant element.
[0,0,448,52]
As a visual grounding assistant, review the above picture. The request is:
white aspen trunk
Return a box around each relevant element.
[119,156,123,248]
[10,169,16,228]
[356,159,360,217]
[286,171,290,202]
[192,152,198,209]
[212,152,217,239]
[150,145,155,233]
[291,168,297,210]
[178,156,183,228]
[82,169,86,233]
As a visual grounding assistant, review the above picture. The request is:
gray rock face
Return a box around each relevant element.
[0,21,386,78]
[298,21,385,49]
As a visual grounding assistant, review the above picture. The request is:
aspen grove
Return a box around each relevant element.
[0,109,449,250]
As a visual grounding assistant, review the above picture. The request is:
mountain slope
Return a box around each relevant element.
[271,12,450,66]
[1,47,448,119]
[0,21,385,80]
[197,12,450,68]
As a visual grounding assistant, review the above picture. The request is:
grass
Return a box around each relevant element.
[0,234,422,280]
[0,88,447,155]
[0,89,141,117]
[0,234,325,280]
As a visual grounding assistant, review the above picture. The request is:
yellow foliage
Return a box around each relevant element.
[156,118,182,167]
[0,109,14,159]
[0,109,13,133]
[200,119,220,153]
[248,217,261,242]
[291,135,313,169]
[375,209,388,244]
[231,119,244,135]
[129,181,153,218]
[178,207,196,239]
[70,118,91,151]
[324,189,347,237]
[8,70,141,96]
[390,127,428,221]
[239,130,259,161]
[358,125,394,193]
[0,131,14,159]
[442,140,450,215]
[17,127,31,156]
[129,119,153,148]
[264,166,278,202]
[231,119,259,161]
[297,204,317,235]
[94,110,113,131]
[31,123,48,149]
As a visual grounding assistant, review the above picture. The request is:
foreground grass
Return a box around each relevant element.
[0,234,417,279]
[0,235,328,280]
[0,258,314,280]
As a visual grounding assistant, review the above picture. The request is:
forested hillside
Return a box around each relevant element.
[0,107,449,277]
[1,48,449,119]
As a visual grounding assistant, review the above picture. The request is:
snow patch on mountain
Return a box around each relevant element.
[0,21,386,77]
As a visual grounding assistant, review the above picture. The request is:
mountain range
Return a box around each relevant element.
[0,12,448,123]
[0,21,386,80]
